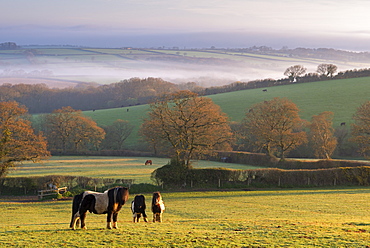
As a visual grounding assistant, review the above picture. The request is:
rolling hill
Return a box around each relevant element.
[84,76,370,150]
[1,46,370,87]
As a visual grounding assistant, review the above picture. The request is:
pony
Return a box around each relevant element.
[145,160,152,165]
[151,191,165,222]
[69,186,129,230]
[131,194,148,222]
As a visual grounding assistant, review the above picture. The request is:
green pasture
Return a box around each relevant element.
[8,156,260,184]
[210,76,370,125]
[84,76,370,149]
[1,188,370,247]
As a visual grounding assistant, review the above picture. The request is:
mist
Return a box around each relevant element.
[1,42,369,89]
[0,57,305,88]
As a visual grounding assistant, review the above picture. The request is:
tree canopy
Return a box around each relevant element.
[317,63,338,78]
[44,106,105,153]
[0,101,50,177]
[284,65,307,82]
[351,101,370,157]
[240,97,307,160]
[140,91,234,166]
[309,111,337,159]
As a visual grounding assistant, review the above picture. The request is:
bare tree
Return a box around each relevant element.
[317,64,338,78]
[102,119,134,150]
[284,65,307,82]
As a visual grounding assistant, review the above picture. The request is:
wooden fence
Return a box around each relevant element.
[38,186,67,199]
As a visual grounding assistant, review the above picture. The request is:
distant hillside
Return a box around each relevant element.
[1,46,370,88]
[84,76,370,150]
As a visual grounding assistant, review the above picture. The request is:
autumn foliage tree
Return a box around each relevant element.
[140,91,234,167]
[351,101,370,157]
[44,106,105,153]
[309,111,337,159]
[240,97,307,160]
[0,101,50,177]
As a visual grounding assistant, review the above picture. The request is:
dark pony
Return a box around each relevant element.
[70,186,129,230]
[131,194,148,222]
[152,191,165,222]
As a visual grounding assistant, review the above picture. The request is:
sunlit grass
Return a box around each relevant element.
[8,156,261,184]
[1,188,370,247]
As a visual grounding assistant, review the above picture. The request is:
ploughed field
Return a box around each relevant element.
[1,188,370,247]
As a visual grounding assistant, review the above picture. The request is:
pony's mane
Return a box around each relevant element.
[152,191,162,204]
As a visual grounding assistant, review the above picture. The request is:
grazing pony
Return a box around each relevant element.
[131,195,148,222]
[151,191,165,222]
[145,160,152,165]
[70,186,129,230]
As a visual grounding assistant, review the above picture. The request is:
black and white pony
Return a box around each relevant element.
[152,191,165,222]
[131,194,148,223]
[70,186,129,230]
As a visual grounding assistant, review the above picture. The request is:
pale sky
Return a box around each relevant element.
[2,0,370,50]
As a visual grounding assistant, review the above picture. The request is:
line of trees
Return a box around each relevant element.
[140,92,370,165]
[0,93,369,178]
[0,77,180,113]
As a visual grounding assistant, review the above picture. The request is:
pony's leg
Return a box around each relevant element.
[106,222,112,229]
[143,211,148,222]
[153,213,156,223]
[132,213,137,223]
[112,213,119,229]
[106,211,112,229]
[158,213,162,223]
[80,211,87,230]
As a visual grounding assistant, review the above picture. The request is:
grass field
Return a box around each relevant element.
[83,76,370,149]
[8,156,261,184]
[1,188,370,247]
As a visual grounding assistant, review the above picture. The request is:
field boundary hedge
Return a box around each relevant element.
[181,166,370,188]
[213,151,370,169]
[0,175,134,195]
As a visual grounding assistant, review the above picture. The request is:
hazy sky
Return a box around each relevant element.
[2,0,370,50]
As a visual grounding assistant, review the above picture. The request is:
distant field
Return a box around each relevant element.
[84,77,370,149]
[1,47,367,87]
[8,156,261,184]
[1,188,370,247]
[209,77,370,124]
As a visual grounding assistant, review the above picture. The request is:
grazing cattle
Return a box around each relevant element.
[70,186,129,230]
[152,191,165,223]
[263,89,267,92]
[341,122,346,126]
[131,195,148,223]
[145,160,152,165]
